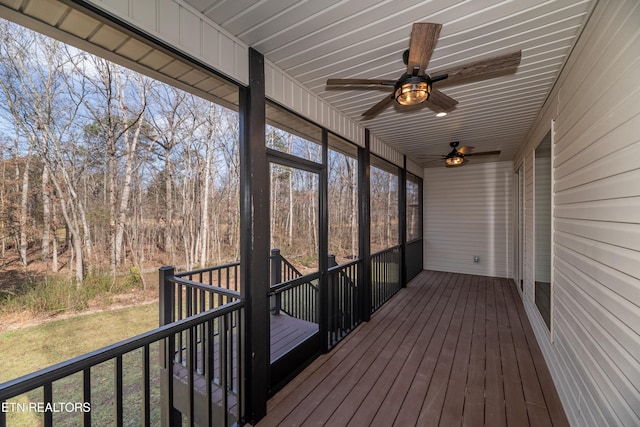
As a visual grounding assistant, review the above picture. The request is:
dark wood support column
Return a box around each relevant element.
[239,47,269,424]
[359,130,372,322]
[319,129,329,352]
[399,157,407,287]
[418,175,424,271]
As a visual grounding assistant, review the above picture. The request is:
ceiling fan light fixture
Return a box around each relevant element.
[395,76,431,106]
[445,155,464,166]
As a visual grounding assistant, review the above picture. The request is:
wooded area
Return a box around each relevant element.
[0,20,405,291]
[0,20,241,284]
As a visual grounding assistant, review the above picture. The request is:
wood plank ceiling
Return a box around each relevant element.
[0,0,596,168]
[185,0,596,167]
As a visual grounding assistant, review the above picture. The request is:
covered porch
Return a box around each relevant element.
[0,1,638,426]
[259,270,568,427]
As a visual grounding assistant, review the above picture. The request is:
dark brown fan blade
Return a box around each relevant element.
[430,51,521,85]
[457,145,475,155]
[407,23,442,75]
[327,78,397,86]
[465,150,501,157]
[426,88,458,110]
[362,94,395,118]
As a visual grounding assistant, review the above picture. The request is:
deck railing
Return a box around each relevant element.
[269,249,318,323]
[327,259,362,349]
[371,245,402,313]
[168,267,242,324]
[0,300,244,427]
[269,274,319,324]
[0,242,420,426]
[270,249,303,285]
[176,262,241,293]
[160,267,243,418]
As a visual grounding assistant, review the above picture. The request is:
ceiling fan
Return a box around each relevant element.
[326,23,521,118]
[423,141,501,167]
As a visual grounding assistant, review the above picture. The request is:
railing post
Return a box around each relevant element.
[270,249,282,314]
[159,266,175,327]
[326,252,338,346]
[158,266,181,426]
[270,248,282,285]
[328,254,337,268]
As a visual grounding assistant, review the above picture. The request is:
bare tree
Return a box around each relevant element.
[0,20,248,288]
[147,85,195,264]
[0,22,88,280]
[79,56,153,274]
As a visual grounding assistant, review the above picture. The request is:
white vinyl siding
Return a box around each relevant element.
[423,161,513,278]
[86,0,249,85]
[513,1,640,425]
[264,60,365,148]
[370,134,403,167]
[406,159,424,179]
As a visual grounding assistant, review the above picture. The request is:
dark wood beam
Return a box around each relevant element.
[239,47,269,424]
[359,130,372,321]
[399,157,407,287]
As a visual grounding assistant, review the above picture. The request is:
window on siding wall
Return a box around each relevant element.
[535,132,552,330]
[370,156,399,253]
[406,174,421,241]
[328,133,359,264]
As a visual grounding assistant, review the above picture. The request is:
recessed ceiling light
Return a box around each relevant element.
[436,112,447,117]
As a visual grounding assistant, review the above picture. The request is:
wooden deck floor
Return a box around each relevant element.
[271,313,319,362]
[255,270,569,427]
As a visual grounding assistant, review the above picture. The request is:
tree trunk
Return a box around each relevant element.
[288,169,293,247]
[164,147,174,263]
[52,202,58,272]
[199,106,215,265]
[386,181,392,247]
[350,158,358,258]
[42,163,51,262]
[19,150,31,266]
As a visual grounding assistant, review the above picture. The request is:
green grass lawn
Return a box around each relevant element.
[0,302,159,382]
[0,302,161,426]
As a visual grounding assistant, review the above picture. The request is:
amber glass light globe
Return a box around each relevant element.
[445,156,464,166]
[395,81,430,105]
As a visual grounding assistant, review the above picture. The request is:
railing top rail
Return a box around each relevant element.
[170,276,241,299]
[268,272,320,295]
[174,261,240,277]
[371,244,402,257]
[0,300,244,400]
[327,258,361,273]
[279,256,303,277]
